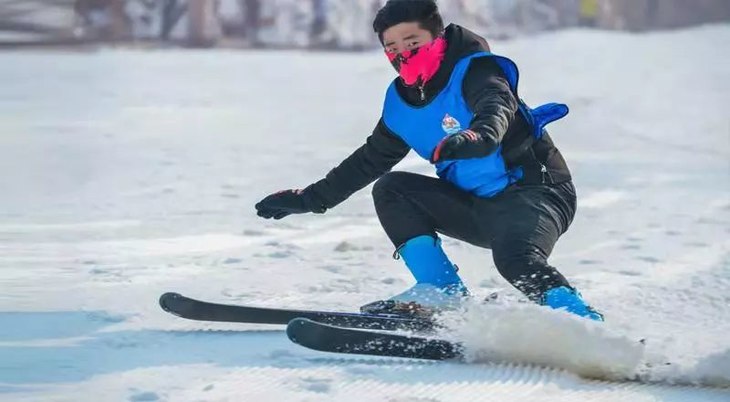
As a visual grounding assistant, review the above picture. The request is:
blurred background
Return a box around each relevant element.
[2,0,730,49]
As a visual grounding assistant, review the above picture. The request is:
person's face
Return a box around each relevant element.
[381,22,434,55]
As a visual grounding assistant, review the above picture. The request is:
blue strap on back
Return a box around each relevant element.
[522,102,570,140]
[486,52,570,140]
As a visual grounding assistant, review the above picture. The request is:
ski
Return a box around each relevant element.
[159,292,434,332]
[286,317,463,360]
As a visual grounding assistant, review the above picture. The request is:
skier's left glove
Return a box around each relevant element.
[255,188,326,220]
[430,130,496,163]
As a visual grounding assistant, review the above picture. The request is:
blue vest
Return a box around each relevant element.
[381,51,569,197]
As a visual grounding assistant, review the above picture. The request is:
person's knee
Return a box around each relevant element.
[372,171,417,201]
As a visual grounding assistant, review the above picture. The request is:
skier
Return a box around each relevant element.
[255,0,603,321]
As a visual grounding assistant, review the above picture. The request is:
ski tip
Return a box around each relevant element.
[286,318,323,346]
[159,292,183,312]
[286,317,307,341]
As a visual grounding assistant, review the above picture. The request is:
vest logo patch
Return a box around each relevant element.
[441,114,461,135]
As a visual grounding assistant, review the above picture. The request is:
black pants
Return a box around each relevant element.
[372,171,577,301]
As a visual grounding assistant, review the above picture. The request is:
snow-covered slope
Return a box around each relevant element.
[1,25,729,401]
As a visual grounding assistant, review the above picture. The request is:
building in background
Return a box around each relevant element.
[599,0,730,31]
[1,0,729,49]
[0,0,77,45]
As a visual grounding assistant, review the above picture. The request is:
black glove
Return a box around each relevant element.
[430,130,496,163]
[255,188,326,220]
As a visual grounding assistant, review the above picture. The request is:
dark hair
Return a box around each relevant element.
[373,0,445,44]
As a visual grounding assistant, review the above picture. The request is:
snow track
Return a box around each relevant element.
[168,362,728,402]
[1,324,727,401]
[1,25,729,401]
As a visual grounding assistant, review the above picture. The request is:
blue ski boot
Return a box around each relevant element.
[361,235,469,317]
[542,286,604,321]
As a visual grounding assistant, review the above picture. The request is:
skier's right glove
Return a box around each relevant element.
[255,188,326,220]
[430,129,496,163]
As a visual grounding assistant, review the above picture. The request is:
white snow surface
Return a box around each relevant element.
[1,25,730,401]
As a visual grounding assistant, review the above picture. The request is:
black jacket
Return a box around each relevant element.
[305,24,572,211]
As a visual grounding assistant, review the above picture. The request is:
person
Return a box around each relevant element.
[578,0,599,28]
[74,0,127,40]
[310,0,328,42]
[255,0,603,321]
[239,0,261,46]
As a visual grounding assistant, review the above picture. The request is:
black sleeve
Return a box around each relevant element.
[304,119,411,210]
[461,57,519,154]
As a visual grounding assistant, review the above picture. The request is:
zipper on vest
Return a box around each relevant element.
[540,164,547,184]
[418,85,425,101]
[540,163,556,184]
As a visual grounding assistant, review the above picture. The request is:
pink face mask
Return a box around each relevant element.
[386,36,447,86]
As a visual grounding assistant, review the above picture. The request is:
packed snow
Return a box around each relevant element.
[1,25,729,401]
